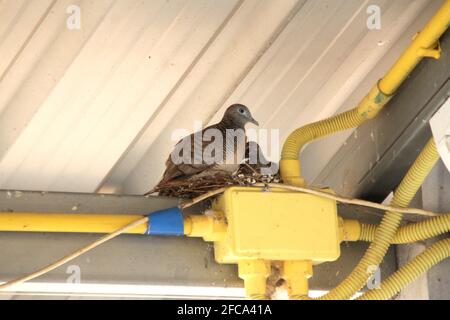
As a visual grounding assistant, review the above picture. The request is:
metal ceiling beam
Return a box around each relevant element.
[0,190,396,298]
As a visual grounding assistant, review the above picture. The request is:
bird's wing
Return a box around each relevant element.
[156,126,219,186]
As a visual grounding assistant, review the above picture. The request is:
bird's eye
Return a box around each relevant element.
[238,108,245,114]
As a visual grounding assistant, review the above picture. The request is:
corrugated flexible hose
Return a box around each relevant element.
[359,214,450,244]
[281,109,366,160]
[357,238,450,300]
[294,138,440,300]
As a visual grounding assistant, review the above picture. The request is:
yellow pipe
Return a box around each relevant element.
[379,0,450,95]
[342,214,450,244]
[238,260,271,300]
[280,0,450,186]
[282,260,313,299]
[339,218,362,242]
[358,238,450,300]
[184,214,227,242]
[0,212,147,234]
[280,108,370,186]
[0,212,229,240]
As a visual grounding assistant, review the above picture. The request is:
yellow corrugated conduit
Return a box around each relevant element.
[282,0,450,300]
[351,214,450,244]
[357,238,450,300]
[292,139,440,300]
[280,103,381,186]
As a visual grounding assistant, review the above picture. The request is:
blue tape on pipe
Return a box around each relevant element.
[147,207,184,236]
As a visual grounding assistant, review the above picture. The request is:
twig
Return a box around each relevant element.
[241,163,259,175]
[180,187,227,209]
[144,189,155,197]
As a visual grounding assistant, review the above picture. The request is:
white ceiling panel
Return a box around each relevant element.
[0,0,444,194]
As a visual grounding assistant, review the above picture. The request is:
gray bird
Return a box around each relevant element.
[153,104,259,191]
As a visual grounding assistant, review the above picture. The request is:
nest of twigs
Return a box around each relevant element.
[149,164,280,198]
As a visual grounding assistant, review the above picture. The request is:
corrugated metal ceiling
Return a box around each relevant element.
[0,0,444,194]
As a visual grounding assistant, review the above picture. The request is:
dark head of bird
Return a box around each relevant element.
[221,104,259,128]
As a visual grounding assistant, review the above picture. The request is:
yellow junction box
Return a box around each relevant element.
[212,187,341,264]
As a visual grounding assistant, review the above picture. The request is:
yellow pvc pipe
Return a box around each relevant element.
[184,214,227,242]
[379,0,450,95]
[238,260,271,300]
[282,260,313,299]
[0,212,229,240]
[0,213,148,234]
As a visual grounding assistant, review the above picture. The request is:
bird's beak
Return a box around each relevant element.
[249,117,259,126]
